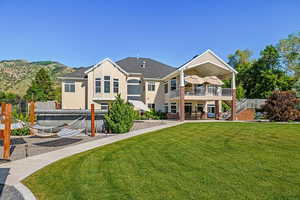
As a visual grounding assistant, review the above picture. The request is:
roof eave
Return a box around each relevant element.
[57,77,87,80]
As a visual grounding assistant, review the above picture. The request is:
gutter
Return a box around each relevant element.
[57,77,87,80]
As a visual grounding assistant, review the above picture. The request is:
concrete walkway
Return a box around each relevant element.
[0,121,181,199]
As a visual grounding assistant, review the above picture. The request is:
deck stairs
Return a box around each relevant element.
[223,99,266,119]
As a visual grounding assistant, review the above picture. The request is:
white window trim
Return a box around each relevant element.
[148,81,156,91]
[170,103,177,113]
[95,78,101,93]
[64,81,75,93]
[104,76,111,93]
[113,78,119,93]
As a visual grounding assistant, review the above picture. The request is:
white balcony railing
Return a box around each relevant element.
[169,88,232,98]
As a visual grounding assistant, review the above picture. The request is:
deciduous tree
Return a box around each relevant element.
[264,91,299,121]
[277,32,300,78]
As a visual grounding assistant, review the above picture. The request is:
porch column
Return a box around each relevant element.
[215,100,220,120]
[231,72,237,121]
[179,70,185,121]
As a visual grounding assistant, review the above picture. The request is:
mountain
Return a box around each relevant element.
[0,59,75,96]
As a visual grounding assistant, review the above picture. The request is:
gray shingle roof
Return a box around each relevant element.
[116,57,176,78]
[63,57,176,79]
[62,66,92,78]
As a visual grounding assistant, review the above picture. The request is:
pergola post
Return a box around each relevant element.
[91,104,95,137]
[3,104,11,160]
[179,70,185,121]
[231,73,237,121]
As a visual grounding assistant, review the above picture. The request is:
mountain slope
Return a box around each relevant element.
[0,60,75,96]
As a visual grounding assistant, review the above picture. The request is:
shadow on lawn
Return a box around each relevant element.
[33,138,82,147]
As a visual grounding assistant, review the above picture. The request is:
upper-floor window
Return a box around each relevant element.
[164,83,168,93]
[127,79,140,84]
[127,79,141,95]
[104,76,110,93]
[64,80,75,93]
[170,78,177,91]
[148,81,155,91]
[95,78,101,93]
[113,79,119,93]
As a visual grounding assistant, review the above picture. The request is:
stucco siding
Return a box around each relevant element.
[145,80,165,111]
[87,60,127,109]
[62,80,86,109]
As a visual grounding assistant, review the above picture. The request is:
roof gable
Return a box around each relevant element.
[85,58,128,75]
[181,49,237,73]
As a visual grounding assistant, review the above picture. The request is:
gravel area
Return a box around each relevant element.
[0,184,24,200]
[0,120,171,162]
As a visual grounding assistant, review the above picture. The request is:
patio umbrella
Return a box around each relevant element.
[128,100,150,112]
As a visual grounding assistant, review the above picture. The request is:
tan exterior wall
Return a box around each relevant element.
[62,80,86,109]
[144,80,165,111]
[87,60,127,109]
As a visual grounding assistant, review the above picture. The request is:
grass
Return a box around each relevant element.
[23,122,300,200]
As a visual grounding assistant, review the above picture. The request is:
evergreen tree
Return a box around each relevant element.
[24,68,56,101]
[104,95,137,133]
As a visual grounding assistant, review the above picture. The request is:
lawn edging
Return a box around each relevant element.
[14,182,37,200]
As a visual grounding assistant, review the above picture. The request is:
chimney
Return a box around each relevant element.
[141,60,146,68]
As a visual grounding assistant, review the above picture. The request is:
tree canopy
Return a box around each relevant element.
[24,68,56,101]
[228,45,295,99]
[277,32,300,78]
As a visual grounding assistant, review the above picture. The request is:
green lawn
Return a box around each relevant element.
[23,123,300,200]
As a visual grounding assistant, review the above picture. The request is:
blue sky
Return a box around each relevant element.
[0,0,299,68]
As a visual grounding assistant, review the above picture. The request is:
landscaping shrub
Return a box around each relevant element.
[104,95,137,133]
[11,127,30,136]
[222,102,231,112]
[12,107,28,122]
[143,109,166,120]
[263,91,299,121]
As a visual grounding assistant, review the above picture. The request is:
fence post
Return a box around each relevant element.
[1,102,6,123]
[29,101,35,126]
[91,104,95,137]
[3,104,11,160]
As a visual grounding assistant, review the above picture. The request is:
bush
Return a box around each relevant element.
[222,102,231,112]
[12,107,29,122]
[11,127,30,136]
[143,109,166,120]
[263,91,299,121]
[104,95,137,133]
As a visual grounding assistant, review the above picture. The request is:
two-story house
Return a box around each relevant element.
[60,49,238,120]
